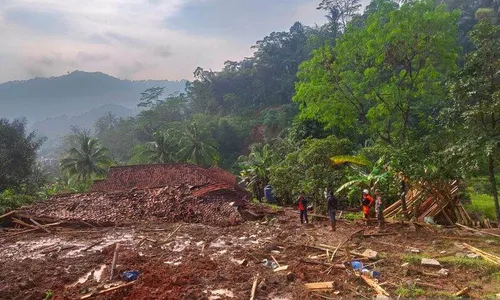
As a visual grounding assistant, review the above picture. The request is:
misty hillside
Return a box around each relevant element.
[31,104,138,139]
[0,71,187,123]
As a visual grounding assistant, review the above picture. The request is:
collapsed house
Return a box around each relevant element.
[383,180,486,227]
[8,164,253,227]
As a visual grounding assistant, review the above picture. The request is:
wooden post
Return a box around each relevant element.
[110,243,120,281]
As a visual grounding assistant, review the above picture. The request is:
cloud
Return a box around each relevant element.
[154,45,173,58]
[0,0,338,83]
[76,52,111,62]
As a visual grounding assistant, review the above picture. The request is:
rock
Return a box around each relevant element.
[466,253,481,259]
[286,272,296,282]
[361,249,379,260]
[410,248,420,253]
[439,251,447,254]
[437,268,449,277]
[421,258,441,267]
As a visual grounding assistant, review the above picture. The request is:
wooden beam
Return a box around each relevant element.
[305,282,334,290]
[360,274,390,296]
[30,218,51,233]
[0,210,17,220]
[250,274,259,300]
[110,243,120,280]
[456,223,500,238]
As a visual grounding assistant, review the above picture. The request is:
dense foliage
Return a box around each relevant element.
[3,0,500,223]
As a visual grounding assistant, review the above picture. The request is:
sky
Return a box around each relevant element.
[0,0,370,82]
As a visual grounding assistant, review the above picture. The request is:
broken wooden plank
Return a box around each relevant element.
[271,255,280,268]
[30,218,51,234]
[161,224,182,245]
[463,243,500,265]
[454,287,471,297]
[0,210,17,220]
[360,274,390,296]
[80,281,136,299]
[250,274,259,300]
[305,282,334,290]
[273,265,289,272]
[109,243,120,280]
[5,222,62,236]
[361,232,396,237]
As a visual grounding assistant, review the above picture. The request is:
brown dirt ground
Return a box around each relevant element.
[1,208,500,300]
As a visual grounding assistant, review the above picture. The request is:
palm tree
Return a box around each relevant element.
[238,144,273,201]
[60,134,112,181]
[179,123,219,166]
[141,131,177,164]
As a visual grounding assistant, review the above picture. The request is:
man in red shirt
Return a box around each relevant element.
[298,192,309,224]
[361,189,374,224]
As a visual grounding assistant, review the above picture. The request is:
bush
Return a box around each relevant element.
[466,193,497,220]
[0,189,36,214]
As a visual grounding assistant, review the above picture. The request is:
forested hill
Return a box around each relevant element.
[0,71,187,123]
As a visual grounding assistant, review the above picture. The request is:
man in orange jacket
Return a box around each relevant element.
[361,189,374,224]
[298,192,309,224]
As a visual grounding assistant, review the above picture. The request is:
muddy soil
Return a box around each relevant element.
[1,208,500,299]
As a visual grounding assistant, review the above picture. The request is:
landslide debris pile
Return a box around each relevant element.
[20,185,243,227]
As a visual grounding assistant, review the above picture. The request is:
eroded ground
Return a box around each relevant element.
[1,208,500,300]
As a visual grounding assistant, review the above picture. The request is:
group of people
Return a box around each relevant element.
[297,188,385,231]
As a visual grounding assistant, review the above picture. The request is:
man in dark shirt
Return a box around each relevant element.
[327,191,338,231]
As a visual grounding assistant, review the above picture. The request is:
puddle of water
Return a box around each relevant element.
[209,289,234,300]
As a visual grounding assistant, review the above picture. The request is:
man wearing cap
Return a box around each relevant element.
[361,189,374,224]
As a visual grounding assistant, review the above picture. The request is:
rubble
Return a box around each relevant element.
[421,258,441,267]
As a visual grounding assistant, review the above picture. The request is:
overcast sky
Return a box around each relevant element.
[0,0,370,83]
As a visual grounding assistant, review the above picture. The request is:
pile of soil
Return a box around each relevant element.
[20,185,244,227]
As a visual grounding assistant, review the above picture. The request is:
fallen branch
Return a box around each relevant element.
[30,218,51,233]
[83,240,104,252]
[12,218,37,229]
[109,243,120,281]
[6,222,62,236]
[273,265,289,272]
[80,281,136,299]
[250,274,259,300]
[299,259,346,269]
[361,232,396,237]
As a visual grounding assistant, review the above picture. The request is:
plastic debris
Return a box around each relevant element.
[351,261,363,270]
[121,270,140,281]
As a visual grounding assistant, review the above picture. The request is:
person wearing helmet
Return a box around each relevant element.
[361,189,374,224]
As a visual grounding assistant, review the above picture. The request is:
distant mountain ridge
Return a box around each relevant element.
[0,70,187,123]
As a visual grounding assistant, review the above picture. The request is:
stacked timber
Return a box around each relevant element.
[384,180,474,226]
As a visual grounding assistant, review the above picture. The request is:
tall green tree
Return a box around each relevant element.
[60,133,112,181]
[450,9,500,225]
[0,118,45,192]
[295,0,460,178]
[178,123,219,167]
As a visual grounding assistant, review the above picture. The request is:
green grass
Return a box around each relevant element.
[467,193,497,220]
[401,254,430,265]
[342,212,364,221]
[439,256,500,273]
[492,271,500,283]
[250,198,282,211]
[396,286,425,297]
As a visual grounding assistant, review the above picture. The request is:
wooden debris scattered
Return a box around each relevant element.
[360,274,390,296]
[80,281,136,299]
[30,218,51,233]
[271,255,281,268]
[12,218,37,229]
[456,223,500,238]
[6,221,63,236]
[463,243,500,265]
[109,243,120,281]
[161,224,182,245]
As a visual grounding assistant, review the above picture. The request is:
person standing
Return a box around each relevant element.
[327,191,338,231]
[374,189,385,230]
[298,192,309,224]
[361,189,374,224]
[264,184,275,202]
